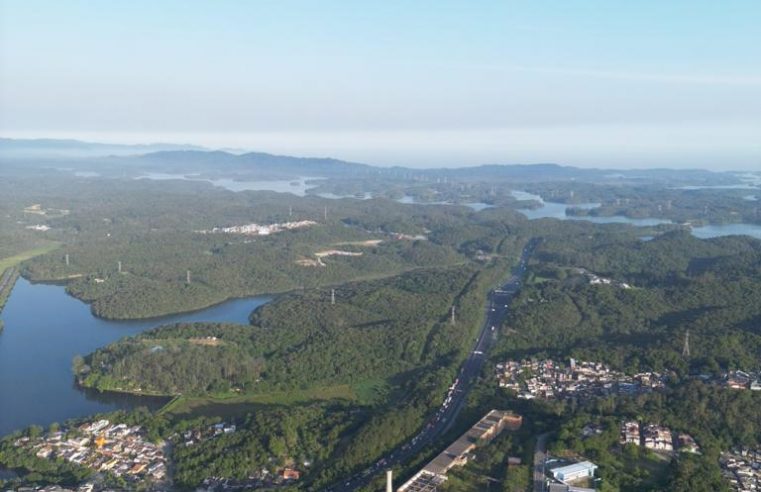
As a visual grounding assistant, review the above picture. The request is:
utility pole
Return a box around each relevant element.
[682,330,690,358]
[451,306,456,325]
[186,270,191,285]
[65,254,70,266]
[386,470,393,492]
[324,206,328,222]
[331,289,336,305]
[117,261,122,274]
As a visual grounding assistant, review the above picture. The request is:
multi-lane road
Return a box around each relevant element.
[533,433,550,492]
[328,239,538,492]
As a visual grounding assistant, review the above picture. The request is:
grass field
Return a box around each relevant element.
[160,384,359,420]
[0,242,60,272]
[351,378,391,405]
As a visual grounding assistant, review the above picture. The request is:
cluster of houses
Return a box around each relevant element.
[177,421,237,447]
[496,358,666,401]
[14,419,167,486]
[197,468,302,492]
[24,224,52,231]
[575,268,632,289]
[4,487,92,492]
[198,220,317,236]
[619,421,699,454]
[723,370,761,391]
[721,448,761,491]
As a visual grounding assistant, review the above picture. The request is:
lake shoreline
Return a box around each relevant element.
[0,277,273,436]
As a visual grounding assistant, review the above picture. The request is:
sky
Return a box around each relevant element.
[1,0,760,169]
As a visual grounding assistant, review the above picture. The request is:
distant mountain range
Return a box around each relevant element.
[0,138,206,158]
[134,149,374,177]
[0,137,748,184]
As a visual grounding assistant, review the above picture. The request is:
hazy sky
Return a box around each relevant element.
[1,0,760,169]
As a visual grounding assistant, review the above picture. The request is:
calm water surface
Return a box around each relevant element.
[0,278,271,436]
[511,190,761,238]
[135,173,322,195]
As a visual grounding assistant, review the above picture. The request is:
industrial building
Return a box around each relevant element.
[549,461,598,483]
[398,410,522,492]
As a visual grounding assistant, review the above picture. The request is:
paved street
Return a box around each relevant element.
[533,433,550,492]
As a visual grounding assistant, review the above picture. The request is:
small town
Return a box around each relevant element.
[496,358,666,401]
[720,447,761,491]
[198,220,317,236]
[13,420,167,488]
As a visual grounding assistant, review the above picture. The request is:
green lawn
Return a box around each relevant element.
[160,384,359,419]
[0,242,60,272]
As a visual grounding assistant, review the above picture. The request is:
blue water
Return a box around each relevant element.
[0,278,271,436]
[135,173,322,196]
[396,195,493,211]
[689,223,761,240]
[511,190,761,238]
[511,190,670,226]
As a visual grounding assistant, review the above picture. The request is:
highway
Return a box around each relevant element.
[327,239,538,492]
[533,433,550,492]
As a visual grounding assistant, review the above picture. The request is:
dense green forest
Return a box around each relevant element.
[0,171,538,319]
[494,229,761,374]
[79,263,500,395]
[170,403,358,488]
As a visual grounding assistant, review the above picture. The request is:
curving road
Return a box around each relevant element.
[328,239,538,492]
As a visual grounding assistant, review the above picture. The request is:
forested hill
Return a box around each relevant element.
[1,138,748,187]
[132,150,376,177]
[76,262,501,396]
[0,137,205,158]
[496,227,761,374]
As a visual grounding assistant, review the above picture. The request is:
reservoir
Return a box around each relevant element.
[0,277,271,436]
[512,190,761,239]
[511,190,671,226]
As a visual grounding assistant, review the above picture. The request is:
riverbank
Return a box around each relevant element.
[0,268,20,333]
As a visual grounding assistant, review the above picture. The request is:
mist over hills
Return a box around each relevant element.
[0,137,205,158]
[0,137,749,185]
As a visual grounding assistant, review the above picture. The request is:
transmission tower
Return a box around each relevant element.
[331,289,336,305]
[451,306,456,325]
[117,261,122,274]
[682,330,690,358]
[186,270,192,285]
[65,254,70,266]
